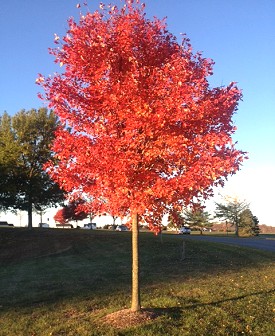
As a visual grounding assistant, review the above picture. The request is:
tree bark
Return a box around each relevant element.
[235,218,239,237]
[235,225,239,236]
[27,181,33,229]
[131,212,141,312]
[27,199,33,229]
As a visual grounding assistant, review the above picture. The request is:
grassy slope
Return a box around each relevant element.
[0,228,274,336]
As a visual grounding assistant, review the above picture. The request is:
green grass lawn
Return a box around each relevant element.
[0,228,274,335]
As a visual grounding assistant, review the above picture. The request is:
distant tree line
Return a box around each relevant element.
[167,197,260,237]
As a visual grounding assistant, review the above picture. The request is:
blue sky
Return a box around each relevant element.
[0,0,274,225]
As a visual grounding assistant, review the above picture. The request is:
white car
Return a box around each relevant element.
[116,225,129,232]
[178,227,191,234]
[39,223,49,228]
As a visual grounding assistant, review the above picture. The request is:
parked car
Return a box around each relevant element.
[39,223,49,228]
[0,221,13,227]
[82,223,97,230]
[56,223,74,229]
[116,225,129,232]
[178,226,191,234]
[202,228,212,232]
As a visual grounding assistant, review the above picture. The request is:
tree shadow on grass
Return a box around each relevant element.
[142,287,275,320]
[97,288,275,331]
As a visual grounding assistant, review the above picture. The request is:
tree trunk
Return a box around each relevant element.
[131,213,141,312]
[112,216,117,230]
[235,219,239,237]
[27,199,33,229]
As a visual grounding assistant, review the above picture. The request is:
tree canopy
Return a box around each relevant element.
[39,1,246,230]
[0,108,65,227]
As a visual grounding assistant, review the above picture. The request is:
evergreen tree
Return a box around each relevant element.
[183,208,212,234]
[239,209,261,236]
[252,215,260,236]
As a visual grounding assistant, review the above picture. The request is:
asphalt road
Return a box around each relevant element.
[177,235,275,252]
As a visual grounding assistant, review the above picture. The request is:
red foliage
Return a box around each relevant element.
[54,201,88,224]
[40,1,247,234]
[68,201,88,221]
[54,208,67,224]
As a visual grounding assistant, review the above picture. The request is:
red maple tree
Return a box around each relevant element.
[54,201,88,225]
[39,1,246,311]
[53,208,67,225]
